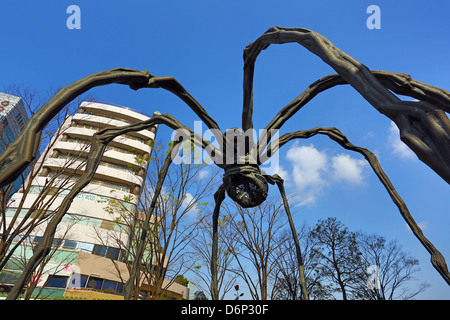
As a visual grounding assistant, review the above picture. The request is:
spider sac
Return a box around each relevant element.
[222,128,269,208]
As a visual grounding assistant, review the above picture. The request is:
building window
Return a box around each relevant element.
[46,275,69,288]
[92,244,107,257]
[62,240,78,250]
[0,270,21,285]
[102,280,117,293]
[78,242,94,253]
[106,247,120,260]
[2,257,22,271]
[68,274,88,289]
[116,282,124,294]
[92,244,122,261]
[86,276,103,290]
[15,113,24,128]
[52,239,63,248]
[67,273,123,294]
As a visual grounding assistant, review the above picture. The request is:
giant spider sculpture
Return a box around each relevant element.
[1,27,449,300]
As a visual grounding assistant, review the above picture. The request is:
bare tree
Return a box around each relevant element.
[16,216,79,300]
[190,209,239,300]
[0,111,88,273]
[142,142,219,299]
[0,85,95,299]
[225,198,288,300]
[94,202,155,300]
[309,217,364,300]
[100,141,219,299]
[0,84,93,267]
[271,224,334,300]
[355,233,430,300]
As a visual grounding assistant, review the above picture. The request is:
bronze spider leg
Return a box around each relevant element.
[263,72,450,137]
[0,69,227,191]
[257,71,450,182]
[264,174,309,300]
[0,67,226,300]
[266,126,450,285]
[210,184,226,300]
[244,26,450,184]
[0,68,154,189]
[146,73,227,149]
[6,114,220,300]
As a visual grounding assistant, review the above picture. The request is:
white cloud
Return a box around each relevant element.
[388,122,415,159]
[362,131,375,139]
[289,191,322,207]
[286,144,328,191]
[418,221,428,230]
[284,143,369,207]
[331,154,367,185]
[196,168,210,181]
[285,143,329,206]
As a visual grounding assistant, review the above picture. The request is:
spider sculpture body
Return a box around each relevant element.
[1,27,449,300]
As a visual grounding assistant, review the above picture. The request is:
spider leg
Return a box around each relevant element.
[264,126,450,285]
[0,68,152,189]
[0,69,229,190]
[265,174,309,300]
[210,184,226,300]
[146,74,227,147]
[257,71,450,162]
[245,26,450,184]
[243,27,399,119]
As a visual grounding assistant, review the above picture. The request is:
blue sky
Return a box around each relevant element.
[1,1,449,299]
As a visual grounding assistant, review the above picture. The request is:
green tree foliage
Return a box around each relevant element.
[174,274,189,287]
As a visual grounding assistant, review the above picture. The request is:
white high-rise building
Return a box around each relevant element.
[3,101,188,299]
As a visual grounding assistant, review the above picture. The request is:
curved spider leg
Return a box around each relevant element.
[244,26,399,112]
[371,71,450,112]
[264,126,450,286]
[6,114,218,300]
[257,71,450,173]
[123,141,182,300]
[245,26,450,183]
[256,74,345,159]
[210,184,226,300]
[264,174,309,300]
[146,73,228,149]
[0,68,152,189]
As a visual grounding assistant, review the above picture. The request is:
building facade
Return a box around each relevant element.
[0,92,30,198]
[2,101,188,299]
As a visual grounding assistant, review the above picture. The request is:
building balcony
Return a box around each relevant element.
[29,176,138,204]
[72,113,155,141]
[64,127,152,155]
[79,101,155,124]
[52,140,147,169]
[42,158,144,187]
